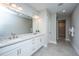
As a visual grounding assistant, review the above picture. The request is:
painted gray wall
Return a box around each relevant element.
[71,5,79,55]
[0,7,32,39]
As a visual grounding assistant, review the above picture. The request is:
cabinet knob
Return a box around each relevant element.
[20,49,21,54]
[40,39,42,42]
[17,49,21,56]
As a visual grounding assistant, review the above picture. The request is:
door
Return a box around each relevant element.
[58,20,66,40]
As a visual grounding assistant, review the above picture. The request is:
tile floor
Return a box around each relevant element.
[33,40,78,56]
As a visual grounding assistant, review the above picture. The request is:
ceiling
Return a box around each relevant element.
[28,3,78,15]
[2,3,78,17]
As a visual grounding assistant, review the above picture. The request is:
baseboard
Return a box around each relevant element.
[49,41,57,44]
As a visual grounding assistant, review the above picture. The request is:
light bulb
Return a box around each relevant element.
[11,4,16,8]
[18,7,23,10]
[33,15,39,19]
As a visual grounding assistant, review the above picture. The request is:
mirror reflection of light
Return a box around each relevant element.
[10,3,23,11]
[0,5,17,25]
[33,15,39,19]
[18,7,23,10]
[0,6,17,15]
[11,4,16,8]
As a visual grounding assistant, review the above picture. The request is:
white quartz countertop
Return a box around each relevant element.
[0,33,44,48]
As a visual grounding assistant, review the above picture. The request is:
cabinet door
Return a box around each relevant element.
[40,35,46,46]
[18,39,33,56]
[34,37,42,47]
[0,44,19,55]
[31,37,42,54]
[21,46,33,56]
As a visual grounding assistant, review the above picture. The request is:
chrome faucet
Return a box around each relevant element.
[11,32,16,39]
[9,32,18,40]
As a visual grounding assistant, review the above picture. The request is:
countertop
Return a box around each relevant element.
[0,33,44,48]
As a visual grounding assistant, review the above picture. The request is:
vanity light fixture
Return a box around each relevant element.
[10,4,23,11]
[18,7,23,10]
[11,4,16,8]
[33,15,39,19]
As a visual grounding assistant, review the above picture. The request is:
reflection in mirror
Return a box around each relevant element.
[0,5,33,40]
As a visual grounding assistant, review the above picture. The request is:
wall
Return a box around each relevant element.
[46,11,52,42]
[0,7,32,39]
[32,16,43,33]
[33,9,56,46]
[34,10,49,33]
[38,10,56,44]
[49,12,56,44]
[71,5,79,55]
[65,16,71,41]
[33,10,49,46]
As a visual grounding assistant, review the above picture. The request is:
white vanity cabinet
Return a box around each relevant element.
[0,35,44,56]
[31,37,42,54]
[1,39,33,56]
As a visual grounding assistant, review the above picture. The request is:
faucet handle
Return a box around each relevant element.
[11,32,15,35]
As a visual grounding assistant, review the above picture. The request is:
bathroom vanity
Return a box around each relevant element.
[0,33,46,56]
[0,4,48,56]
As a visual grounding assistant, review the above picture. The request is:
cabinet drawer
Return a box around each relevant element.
[0,44,18,55]
[2,48,17,56]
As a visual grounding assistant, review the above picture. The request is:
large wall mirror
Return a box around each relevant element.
[0,5,33,39]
